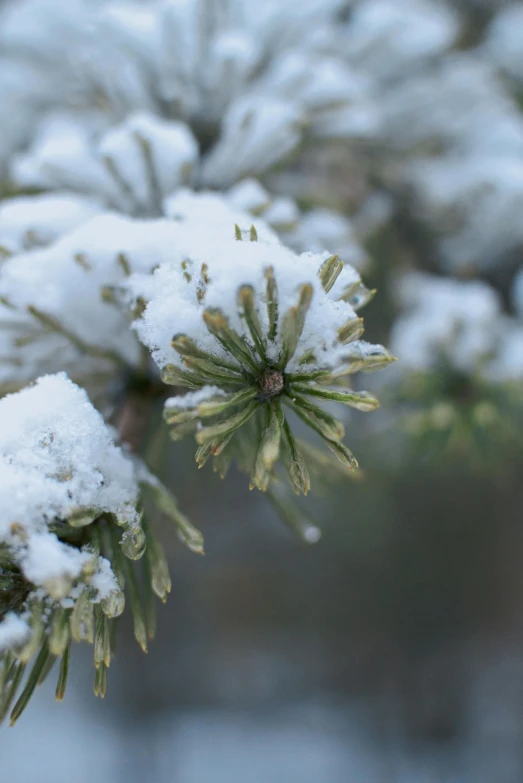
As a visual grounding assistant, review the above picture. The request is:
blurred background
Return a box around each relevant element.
[1,0,523,781]
[3,435,523,783]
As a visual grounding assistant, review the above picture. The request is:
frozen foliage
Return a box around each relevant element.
[390,274,523,381]
[0,213,156,387]
[484,5,523,81]
[8,105,367,268]
[387,272,523,466]
[380,56,523,156]
[12,113,199,217]
[0,371,201,723]
[0,373,138,601]
[408,154,523,271]
[130,225,391,494]
[341,0,460,80]
[379,52,523,269]
[332,1,523,271]
[391,274,501,374]
[0,0,380,272]
[0,0,373,185]
[132,232,377,376]
[0,191,274,392]
[2,0,523,278]
[0,193,102,254]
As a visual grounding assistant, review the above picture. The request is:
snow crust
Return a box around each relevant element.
[130,228,365,374]
[0,374,139,603]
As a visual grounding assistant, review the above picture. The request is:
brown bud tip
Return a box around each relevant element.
[259,370,285,399]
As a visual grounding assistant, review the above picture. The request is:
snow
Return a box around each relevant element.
[224,185,367,269]
[263,198,300,232]
[200,96,303,187]
[0,193,102,254]
[11,114,120,195]
[12,112,199,215]
[484,5,523,81]
[376,48,523,269]
[0,373,139,597]
[390,274,502,373]
[91,555,123,602]
[0,213,158,376]
[0,613,31,652]
[285,208,369,271]
[408,155,523,270]
[164,188,279,245]
[342,0,459,80]
[130,230,366,374]
[381,56,523,156]
[0,0,365,188]
[226,179,272,216]
[22,533,90,592]
[0,191,286,389]
[1,0,522,289]
[165,387,227,410]
[98,113,199,211]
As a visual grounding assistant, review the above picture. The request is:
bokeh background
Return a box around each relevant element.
[1,0,523,781]
[3,435,523,783]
